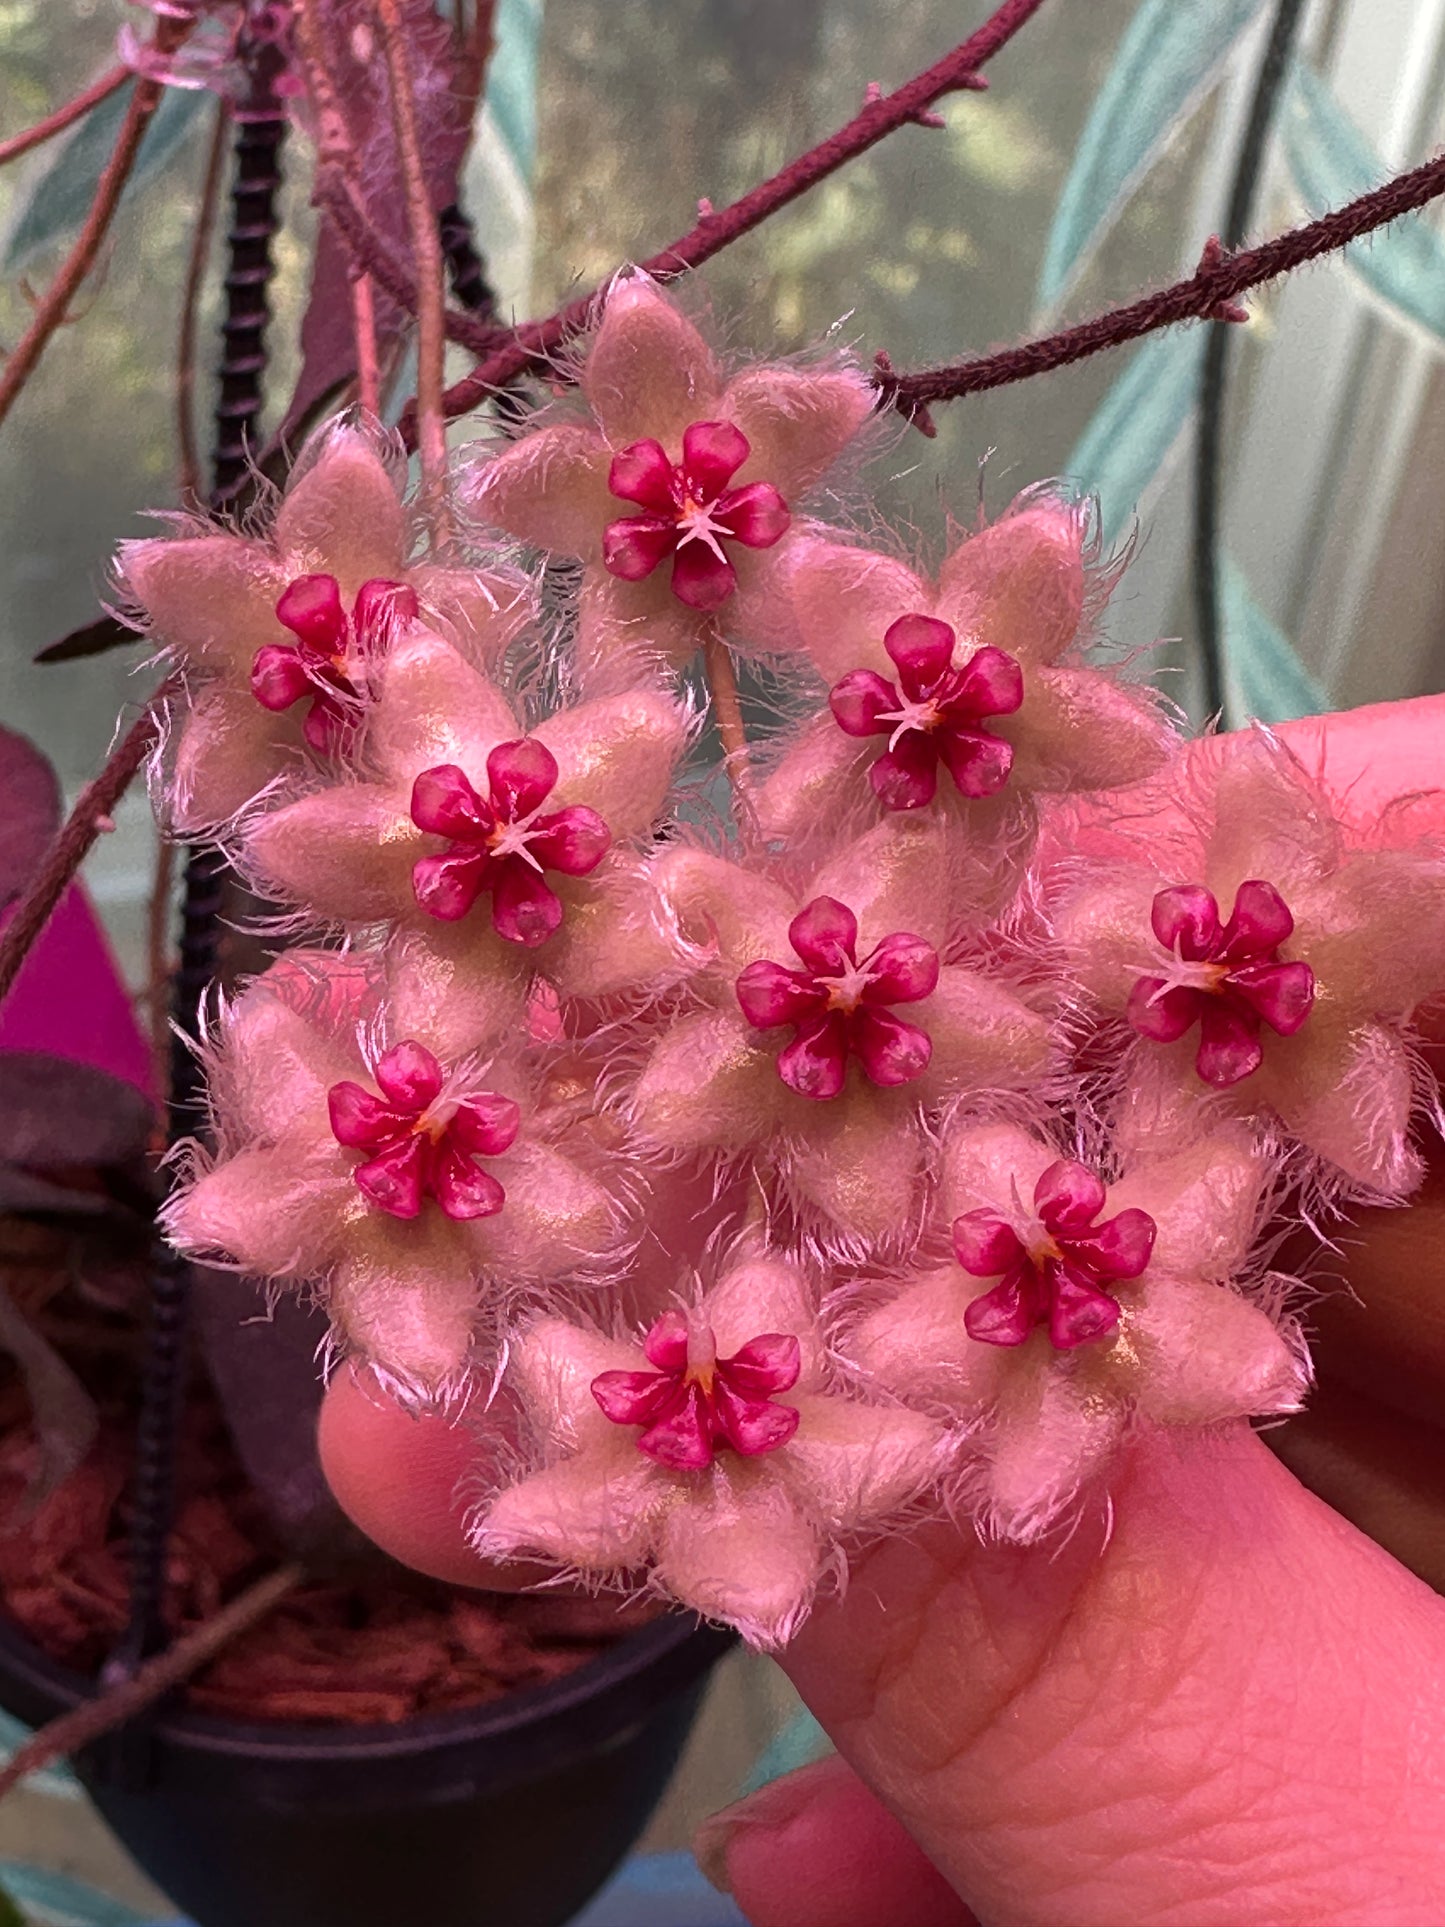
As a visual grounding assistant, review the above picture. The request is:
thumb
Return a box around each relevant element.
[769,1423,1445,1927]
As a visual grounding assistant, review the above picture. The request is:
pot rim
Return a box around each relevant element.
[0,1603,734,1764]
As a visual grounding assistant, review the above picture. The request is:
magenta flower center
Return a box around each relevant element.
[1126,880,1316,1088]
[956,1159,1156,1351]
[735,895,939,1101]
[602,419,790,613]
[251,573,417,752]
[591,1310,802,1470]
[327,1039,520,1222]
[409,738,612,948]
[829,613,1024,812]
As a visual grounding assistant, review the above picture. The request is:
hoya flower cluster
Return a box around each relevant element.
[127,275,1445,1647]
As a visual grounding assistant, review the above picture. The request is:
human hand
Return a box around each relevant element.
[319,696,1445,1927]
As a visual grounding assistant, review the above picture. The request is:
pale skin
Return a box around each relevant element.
[317,694,1445,1927]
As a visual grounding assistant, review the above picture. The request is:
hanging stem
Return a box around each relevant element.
[375,0,450,526]
[0,685,178,1015]
[2,1566,302,1805]
[0,62,131,169]
[1192,0,1309,725]
[176,98,231,502]
[0,12,196,434]
[703,635,751,798]
[403,0,1045,441]
[351,270,381,415]
[113,39,290,1699]
[875,146,1445,419]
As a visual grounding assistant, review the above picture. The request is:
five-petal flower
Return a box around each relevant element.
[121,420,531,830]
[474,1247,944,1646]
[849,1113,1307,1541]
[830,613,1023,810]
[591,1308,802,1468]
[736,895,938,1099]
[251,573,418,752]
[585,813,1053,1249]
[1125,879,1316,1086]
[163,950,627,1399]
[954,1158,1157,1350]
[603,420,791,610]
[1051,731,1445,1196]
[461,272,873,680]
[237,624,689,980]
[328,1039,521,1220]
[755,491,1175,912]
[410,742,612,944]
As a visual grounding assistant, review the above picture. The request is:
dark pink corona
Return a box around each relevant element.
[1127,879,1315,1087]
[956,1160,1156,1351]
[328,1040,520,1221]
[602,419,789,611]
[830,613,1023,811]
[251,573,418,751]
[735,895,938,1101]
[410,739,611,946]
[591,1310,801,1470]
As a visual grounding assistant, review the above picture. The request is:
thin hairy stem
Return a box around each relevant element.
[313,171,498,353]
[703,633,751,798]
[0,61,131,168]
[876,146,1445,418]
[0,680,179,1015]
[176,98,230,503]
[1193,0,1309,724]
[0,1565,301,1803]
[455,0,499,113]
[376,0,450,524]
[351,268,381,414]
[404,0,1048,440]
[0,12,195,433]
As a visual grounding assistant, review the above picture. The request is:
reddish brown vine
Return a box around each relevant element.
[875,149,1445,419]
[402,0,1049,441]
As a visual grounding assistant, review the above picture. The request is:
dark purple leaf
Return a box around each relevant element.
[0,1053,154,1170]
[0,726,61,903]
[0,1282,99,1517]
[0,1165,112,1217]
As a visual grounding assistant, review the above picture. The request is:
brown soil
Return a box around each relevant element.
[0,1242,656,1725]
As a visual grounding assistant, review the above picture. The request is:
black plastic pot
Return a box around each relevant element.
[0,1609,733,1927]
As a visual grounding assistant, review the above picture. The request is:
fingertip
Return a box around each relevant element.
[695,1755,975,1927]
[317,1366,537,1589]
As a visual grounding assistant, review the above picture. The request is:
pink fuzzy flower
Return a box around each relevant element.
[239,625,689,965]
[1124,880,1315,1086]
[163,948,627,1400]
[954,1159,1156,1350]
[830,615,1022,810]
[251,574,418,752]
[591,1309,801,1468]
[410,741,612,945]
[328,1039,520,1220]
[120,419,531,831]
[474,1247,944,1647]
[1051,730,1445,1197]
[735,896,938,1099]
[461,272,874,679]
[585,814,1052,1250]
[603,420,791,611]
[755,490,1175,912]
[850,1113,1307,1541]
